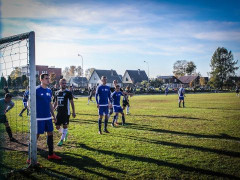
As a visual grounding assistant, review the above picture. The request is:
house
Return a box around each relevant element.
[69,77,88,88]
[88,69,122,88]
[178,75,200,88]
[157,76,182,88]
[122,69,148,87]
[21,65,62,83]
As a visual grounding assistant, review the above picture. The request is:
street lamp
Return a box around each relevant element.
[144,61,149,83]
[78,54,83,87]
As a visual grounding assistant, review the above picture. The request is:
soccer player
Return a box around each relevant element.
[95,76,112,134]
[236,86,239,97]
[87,86,95,105]
[109,80,118,117]
[165,86,169,96]
[54,78,76,146]
[178,85,185,108]
[122,86,131,115]
[0,93,16,142]
[19,86,29,117]
[111,85,126,126]
[32,73,61,161]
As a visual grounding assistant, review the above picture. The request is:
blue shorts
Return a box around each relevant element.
[37,119,54,134]
[98,106,109,116]
[113,106,123,113]
[23,101,28,108]
[179,96,184,101]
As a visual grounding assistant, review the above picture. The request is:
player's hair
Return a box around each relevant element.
[116,85,120,88]
[5,93,12,99]
[40,73,49,80]
[60,78,67,82]
[101,76,107,80]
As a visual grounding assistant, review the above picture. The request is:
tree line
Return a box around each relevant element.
[172,47,239,90]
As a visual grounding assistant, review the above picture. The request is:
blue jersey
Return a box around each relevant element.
[36,85,52,121]
[95,84,112,106]
[178,88,185,97]
[23,90,29,102]
[111,91,124,106]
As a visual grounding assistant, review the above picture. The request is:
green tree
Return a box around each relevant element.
[210,47,239,90]
[173,60,188,77]
[186,61,197,75]
[7,76,12,88]
[49,73,56,85]
[0,76,7,89]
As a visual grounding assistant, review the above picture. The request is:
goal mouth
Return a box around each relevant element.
[0,31,37,170]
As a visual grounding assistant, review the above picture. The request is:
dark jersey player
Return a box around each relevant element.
[54,78,76,146]
[95,76,112,134]
[122,86,132,115]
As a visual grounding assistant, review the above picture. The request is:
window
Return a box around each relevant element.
[94,76,97,80]
[126,77,129,81]
[42,71,47,74]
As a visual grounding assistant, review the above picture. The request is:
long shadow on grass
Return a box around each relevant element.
[133,114,211,121]
[48,151,125,180]
[78,143,239,179]
[125,123,240,142]
[191,107,240,111]
[117,134,240,158]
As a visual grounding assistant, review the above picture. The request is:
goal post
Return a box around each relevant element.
[0,31,37,166]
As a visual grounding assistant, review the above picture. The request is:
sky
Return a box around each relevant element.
[1,0,240,78]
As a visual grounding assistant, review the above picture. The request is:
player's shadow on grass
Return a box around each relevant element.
[117,134,240,158]
[133,114,211,121]
[44,151,125,180]
[78,143,238,179]
[125,123,240,142]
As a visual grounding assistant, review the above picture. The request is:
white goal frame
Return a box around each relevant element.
[0,31,37,166]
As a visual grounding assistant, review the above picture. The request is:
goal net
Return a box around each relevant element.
[0,31,37,175]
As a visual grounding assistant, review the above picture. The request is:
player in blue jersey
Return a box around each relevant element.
[178,85,185,108]
[0,93,16,142]
[111,85,126,126]
[236,86,239,97]
[19,86,29,117]
[165,86,169,96]
[27,74,61,164]
[95,76,112,134]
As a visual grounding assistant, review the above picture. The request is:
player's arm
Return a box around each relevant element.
[70,99,76,118]
[53,99,58,110]
[5,101,15,113]
[49,102,56,123]
[95,87,100,108]
[108,89,112,108]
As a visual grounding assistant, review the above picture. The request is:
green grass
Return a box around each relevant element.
[1,93,240,179]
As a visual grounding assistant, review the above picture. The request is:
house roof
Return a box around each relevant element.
[178,75,199,84]
[94,69,122,83]
[157,76,176,79]
[126,70,148,83]
[69,77,88,84]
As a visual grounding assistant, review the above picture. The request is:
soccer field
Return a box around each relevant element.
[1,93,240,179]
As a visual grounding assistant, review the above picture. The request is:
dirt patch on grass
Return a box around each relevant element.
[0,133,63,152]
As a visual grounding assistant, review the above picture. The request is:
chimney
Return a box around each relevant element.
[138,69,141,75]
[111,69,114,76]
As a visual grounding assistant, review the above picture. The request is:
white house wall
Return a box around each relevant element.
[88,71,101,88]
[122,72,133,84]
